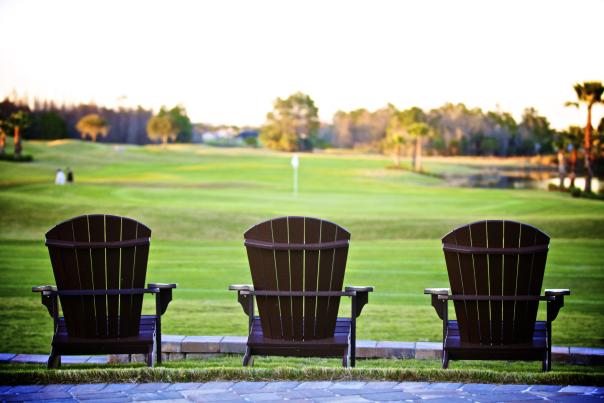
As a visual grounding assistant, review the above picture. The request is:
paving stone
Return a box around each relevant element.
[427,382,464,391]
[219,336,247,354]
[361,390,418,400]
[528,385,563,392]
[85,399,134,403]
[185,353,221,360]
[418,398,471,402]
[356,339,379,358]
[241,392,283,401]
[108,354,130,363]
[135,400,189,403]
[130,391,185,400]
[4,391,72,401]
[570,347,604,365]
[165,382,205,391]
[549,395,604,403]
[593,387,604,395]
[198,381,235,391]
[161,334,186,353]
[259,381,300,391]
[130,354,147,363]
[230,381,268,392]
[295,381,333,389]
[363,381,399,390]
[164,353,185,361]
[558,385,598,394]
[86,355,109,364]
[0,386,12,393]
[394,381,430,390]
[182,390,243,402]
[8,385,45,393]
[181,336,223,353]
[314,396,371,402]
[473,392,540,402]
[279,389,335,399]
[102,384,138,392]
[11,354,48,364]
[461,383,497,393]
[329,381,366,389]
[69,384,109,394]
[131,383,171,392]
[552,346,571,361]
[415,342,442,359]
[0,353,16,362]
[77,392,129,400]
[60,355,92,364]
[42,385,75,392]
[492,384,530,392]
[375,341,416,359]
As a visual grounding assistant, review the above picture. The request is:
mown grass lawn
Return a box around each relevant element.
[0,140,603,356]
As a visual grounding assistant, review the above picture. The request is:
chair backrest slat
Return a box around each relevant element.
[469,221,491,344]
[442,220,549,345]
[72,216,97,337]
[45,215,151,339]
[245,217,350,341]
[303,218,321,340]
[105,215,121,337]
[288,216,305,340]
[89,215,108,337]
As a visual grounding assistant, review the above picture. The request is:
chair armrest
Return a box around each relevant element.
[229,285,254,316]
[424,288,449,295]
[545,289,570,322]
[148,283,177,289]
[545,289,570,296]
[425,288,449,320]
[345,286,374,293]
[32,285,57,293]
[229,284,254,291]
[150,283,176,316]
[346,286,373,318]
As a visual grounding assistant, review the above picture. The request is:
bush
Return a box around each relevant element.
[548,183,559,191]
[0,153,33,162]
[570,187,581,198]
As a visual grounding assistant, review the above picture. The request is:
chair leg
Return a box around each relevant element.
[47,348,60,369]
[242,347,253,367]
[442,351,449,369]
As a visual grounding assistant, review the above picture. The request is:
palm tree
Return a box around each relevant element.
[76,114,109,142]
[385,111,407,168]
[408,122,431,172]
[565,81,604,192]
[557,126,583,188]
[9,110,30,158]
[0,117,8,155]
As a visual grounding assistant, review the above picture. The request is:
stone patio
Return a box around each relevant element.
[1,381,602,402]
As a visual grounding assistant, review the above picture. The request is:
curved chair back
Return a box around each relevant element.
[244,216,350,340]
[45,214,151,338]
[442,220,549,344]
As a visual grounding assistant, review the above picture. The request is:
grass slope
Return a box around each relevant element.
[0,140,603,356]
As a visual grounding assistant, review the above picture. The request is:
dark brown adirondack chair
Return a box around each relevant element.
[425,220,570,371]
[32,215,176,368]
[229,216,373,367]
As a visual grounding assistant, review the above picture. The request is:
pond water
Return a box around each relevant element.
[444,168,602,192]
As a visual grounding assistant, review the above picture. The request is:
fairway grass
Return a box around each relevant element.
[0,140,603,354]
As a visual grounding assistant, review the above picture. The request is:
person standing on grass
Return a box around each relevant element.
[66,167,74,184]
[55,168,66,185]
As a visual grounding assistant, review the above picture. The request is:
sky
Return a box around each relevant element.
[0,0,603,129]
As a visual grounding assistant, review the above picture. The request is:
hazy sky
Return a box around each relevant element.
[0,0,602,128]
